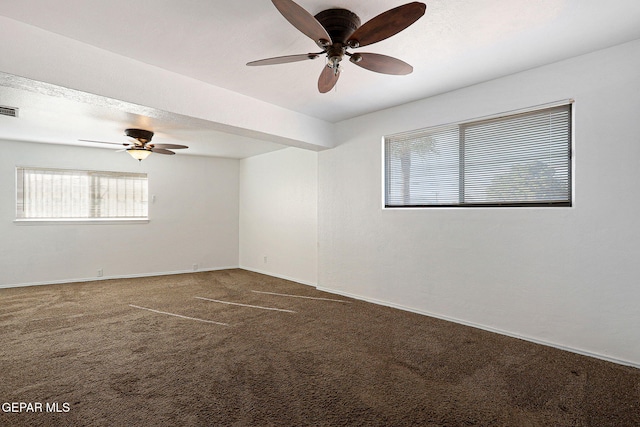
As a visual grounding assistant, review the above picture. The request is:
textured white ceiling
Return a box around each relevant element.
[0,74,287,158]
[1,0,640,157]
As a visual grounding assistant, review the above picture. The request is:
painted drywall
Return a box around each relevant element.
[0,140,239,287]
[0,16,334,150]
[318,39,640,366]
[239,148,318,286]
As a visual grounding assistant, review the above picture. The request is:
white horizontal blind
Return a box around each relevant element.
[384,103,572,207]
[16,167,148,219]
[385,126,459,206]
[462,105,571,205]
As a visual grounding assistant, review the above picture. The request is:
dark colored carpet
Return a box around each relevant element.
[0,269,638,426]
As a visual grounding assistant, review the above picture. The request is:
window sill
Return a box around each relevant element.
[383,203,572,209]
[14,218,149,226]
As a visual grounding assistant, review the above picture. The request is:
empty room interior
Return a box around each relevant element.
[1,0,640,425]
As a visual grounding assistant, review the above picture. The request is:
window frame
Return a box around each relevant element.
[15,166,150,224]
[383,101,574,209]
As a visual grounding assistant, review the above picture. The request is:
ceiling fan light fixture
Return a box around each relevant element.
[127,148,151,161]
[349,53,363,63]
[81,128,187,159]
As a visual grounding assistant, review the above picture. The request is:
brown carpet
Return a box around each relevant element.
[0,269,638,426]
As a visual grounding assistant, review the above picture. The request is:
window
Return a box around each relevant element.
[384,103,572,207]
[16,167,148,221]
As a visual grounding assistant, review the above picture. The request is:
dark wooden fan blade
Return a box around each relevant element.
[151,143,188,150]
[150,148,175,155]
[347,2,426,48]
[318,65,339,93]
[79,139,130,147]
[350,53,413,75]
[272,0,331,46]
[247,53,321,66]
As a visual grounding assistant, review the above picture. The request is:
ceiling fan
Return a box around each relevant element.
[80,128,188,161]
[247,0,426,93]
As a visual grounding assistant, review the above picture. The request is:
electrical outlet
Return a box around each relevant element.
[263,256,268,264]
[192,264,198,271]
[97,269,103,277]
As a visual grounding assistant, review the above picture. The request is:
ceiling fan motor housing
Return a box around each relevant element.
[125,128,154,143]
[314,9,361,44]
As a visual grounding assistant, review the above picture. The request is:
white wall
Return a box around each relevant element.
[239,148,318,286]
[318,39,640,367]
[0,140,239,287]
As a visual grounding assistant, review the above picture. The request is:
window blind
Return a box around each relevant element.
[384,104,572,207]
[385,125,460,206]
[16,167,148,220]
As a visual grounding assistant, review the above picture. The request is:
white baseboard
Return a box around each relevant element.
[316,286,640,370]
[238,266,317,287]
[0,266,240,289]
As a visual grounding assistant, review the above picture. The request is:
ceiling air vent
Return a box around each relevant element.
[0,105,19,117]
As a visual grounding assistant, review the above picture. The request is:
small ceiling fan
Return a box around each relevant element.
[80,128,188,161]
[247,0,426,93]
